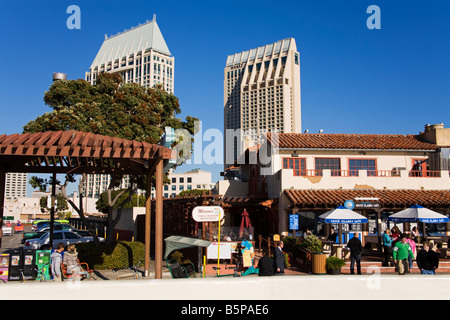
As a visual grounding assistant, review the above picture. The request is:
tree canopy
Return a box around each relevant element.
[23,73,197,143]
[24,73,198,244]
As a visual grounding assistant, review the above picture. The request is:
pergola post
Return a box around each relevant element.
[155,157,164,279]
[144,169,152,277]
[49,172,57,250]
[0,171,5,248]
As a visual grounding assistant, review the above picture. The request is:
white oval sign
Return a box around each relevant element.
[192,206,224,222]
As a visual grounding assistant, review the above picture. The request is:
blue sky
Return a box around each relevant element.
[0,0,449,194]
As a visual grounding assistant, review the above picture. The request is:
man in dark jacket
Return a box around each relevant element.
[417,241,438,275]
[274,241,285,275]
[347,233,363,275]
[257,248,275,276]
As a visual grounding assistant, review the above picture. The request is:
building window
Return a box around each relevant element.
[283,158,306,176]
[348,159,377,176]
[315,158,341,176]
[411,158,429,177]
[179,177,184,183]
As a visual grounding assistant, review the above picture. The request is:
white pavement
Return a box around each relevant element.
[1,274,450,300]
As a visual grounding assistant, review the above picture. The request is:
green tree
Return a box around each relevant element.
[24,73,198,244]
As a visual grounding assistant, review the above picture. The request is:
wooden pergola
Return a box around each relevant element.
[0,130,174,279]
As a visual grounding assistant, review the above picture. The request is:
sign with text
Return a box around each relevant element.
[289,214,299,230]
[192,206,224,222]
[207,242,234,260]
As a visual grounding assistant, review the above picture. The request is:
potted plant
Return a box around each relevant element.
[300,235,326,274]
[326,256,345,275]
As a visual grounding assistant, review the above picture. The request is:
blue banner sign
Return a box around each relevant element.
[289,214,299,230]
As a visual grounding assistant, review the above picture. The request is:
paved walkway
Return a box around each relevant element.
[2,273,450,300]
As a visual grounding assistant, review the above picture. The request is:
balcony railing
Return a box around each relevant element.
[291,169,443,178]
[408,170,441,178]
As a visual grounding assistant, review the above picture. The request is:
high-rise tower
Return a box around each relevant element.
[86,16,174,93]
[224,38,301,168]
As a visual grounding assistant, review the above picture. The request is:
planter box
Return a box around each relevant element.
[326,268,341,275]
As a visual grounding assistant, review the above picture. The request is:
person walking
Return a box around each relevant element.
[417,241,436,275]
[274,241,285,275]
[51,243,65,282]
[405,233,417,271]
[393,234,415,275]
[382,229,393,266]
[257,247,275,276]
[347,233,363,275]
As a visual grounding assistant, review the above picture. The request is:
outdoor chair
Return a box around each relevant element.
[166,259,196,279]
[61,261,95,280]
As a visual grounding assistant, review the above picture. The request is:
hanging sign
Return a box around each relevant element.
[192,206,224,222]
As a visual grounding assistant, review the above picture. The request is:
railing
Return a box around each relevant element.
[408,170,441,178]
[257,235,278,255]
[290,169,444,178]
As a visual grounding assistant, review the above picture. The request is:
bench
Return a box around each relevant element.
[166,259,196,279]
[61,262,94,280]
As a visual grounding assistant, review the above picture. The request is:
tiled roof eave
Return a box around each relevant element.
[277,147,437,152]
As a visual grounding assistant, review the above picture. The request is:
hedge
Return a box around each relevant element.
[75,241,145,270]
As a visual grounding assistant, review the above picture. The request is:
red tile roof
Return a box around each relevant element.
[284,189,450,209]
[267,133,437,151]
[0,130,173,159]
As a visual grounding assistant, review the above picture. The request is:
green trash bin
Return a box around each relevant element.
[35,250,51,281]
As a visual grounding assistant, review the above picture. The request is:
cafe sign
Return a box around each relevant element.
[192,206,224,222]
[354,197,380,209]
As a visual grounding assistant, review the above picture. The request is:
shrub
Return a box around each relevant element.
[170,251,192,265]
[299,235,323,254]
[326,256,346,270]
[76,241,145,270]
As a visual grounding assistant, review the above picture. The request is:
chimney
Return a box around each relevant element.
[419,123,449,146]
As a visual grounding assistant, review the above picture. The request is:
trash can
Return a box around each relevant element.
[0,254,9,282]
[311,253,327,275]
[35,250,51,281]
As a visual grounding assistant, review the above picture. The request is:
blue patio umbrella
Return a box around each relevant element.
[319,206,368,244]
[388,205,449,224]
[318,206,368,224]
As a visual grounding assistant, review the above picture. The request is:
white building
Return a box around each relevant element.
[218,123,450,237]
[4,173,27,200]
[154,169,215,199]
[85,15,174,93]
[224,38,301,169]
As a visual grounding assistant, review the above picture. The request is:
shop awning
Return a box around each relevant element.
[164,236,212,260]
